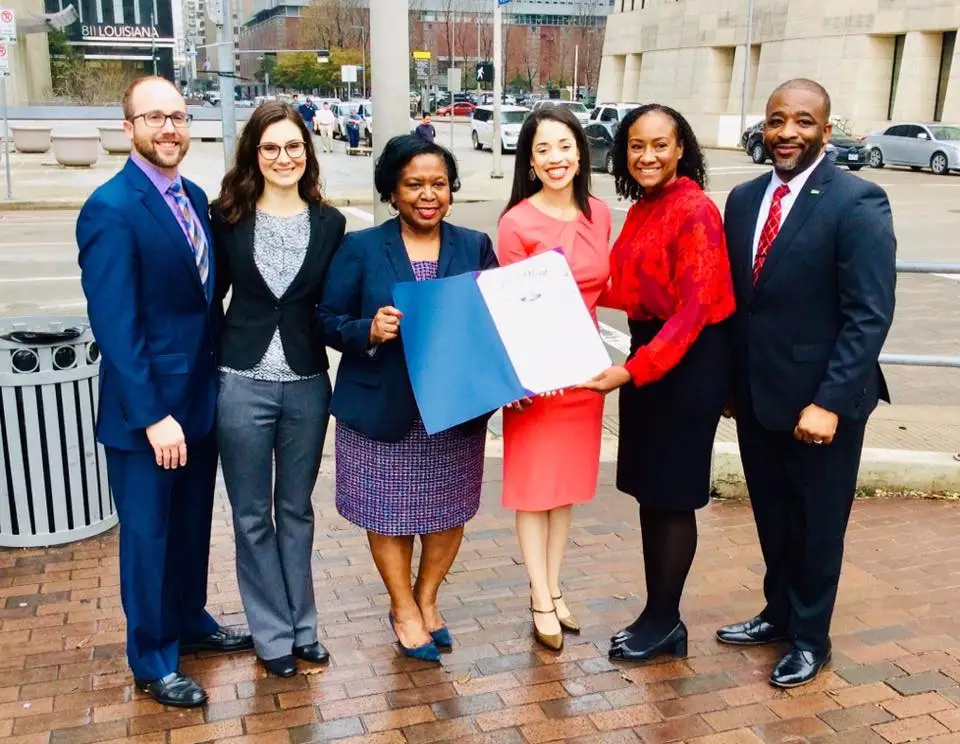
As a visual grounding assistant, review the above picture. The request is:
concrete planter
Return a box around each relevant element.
[51,133,100,167]
[11,126,53,154]
[98,126,131,154]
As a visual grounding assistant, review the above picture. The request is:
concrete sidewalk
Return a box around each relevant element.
[0,128,512,209]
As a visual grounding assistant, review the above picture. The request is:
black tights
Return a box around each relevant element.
[623,506,698,647]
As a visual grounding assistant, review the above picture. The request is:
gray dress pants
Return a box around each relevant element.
[217,371,331,661]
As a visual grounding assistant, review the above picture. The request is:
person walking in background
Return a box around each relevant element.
[497,105,611,652]
[580,105,735,662]
[76,75,252,708]
[315,102,336,153]
[298,95,317,132]
[211,101,345,678]
[717,79,896,688]
[415,113,437,144]
[318,135,496,662]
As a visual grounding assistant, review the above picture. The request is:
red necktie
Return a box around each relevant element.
[753,183,790,284]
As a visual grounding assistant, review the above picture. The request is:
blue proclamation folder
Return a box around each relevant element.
[393,270,530,435]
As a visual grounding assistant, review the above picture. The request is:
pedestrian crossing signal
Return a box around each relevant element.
[476,61,493,82]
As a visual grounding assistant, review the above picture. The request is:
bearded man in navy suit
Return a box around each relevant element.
[77,76,252,707]
[716,79,896,688]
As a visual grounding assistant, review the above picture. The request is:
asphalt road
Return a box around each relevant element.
[2,148,959,406]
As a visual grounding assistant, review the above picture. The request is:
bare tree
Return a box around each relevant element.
[301,0,366,50]
[567,0,605,97]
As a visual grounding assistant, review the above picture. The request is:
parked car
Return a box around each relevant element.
[589,102,641,126]
[743,118,867,170]
[436,102,476,117]
[865,122,960,175]
[584,121,618,174]
[529,99,591,127]
[471,105,529,152]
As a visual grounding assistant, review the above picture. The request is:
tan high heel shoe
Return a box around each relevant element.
[530,600,564,651]
[552,593,581,634]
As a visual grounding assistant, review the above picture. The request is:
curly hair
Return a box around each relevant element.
[214,101,324,225]
[612,104,708,202]
[374,135,461,204]
[503,104,593,220]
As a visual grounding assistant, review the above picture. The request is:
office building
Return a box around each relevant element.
[597,0,960,146]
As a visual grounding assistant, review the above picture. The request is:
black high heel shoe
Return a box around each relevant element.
[609,621,688,662]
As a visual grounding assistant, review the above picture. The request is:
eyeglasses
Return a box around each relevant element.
[130,111,193,129]
[258,141,307,161]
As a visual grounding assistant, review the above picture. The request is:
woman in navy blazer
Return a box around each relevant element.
[319,135,496,662]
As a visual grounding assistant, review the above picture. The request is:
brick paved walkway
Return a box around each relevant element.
[2,462,960,744]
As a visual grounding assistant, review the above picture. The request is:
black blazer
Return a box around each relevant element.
[725,158,896,431]
[318,218,498,442]
[211,201,347,376]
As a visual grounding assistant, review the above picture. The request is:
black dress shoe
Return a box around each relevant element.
[610,615,644,645]
[716,616,788,646]
[293,642,330,664]
[260,655,297,678]
[181,627,254,654]
[136,672,207,707]
[770,645,831,688]
[609,621,688,662]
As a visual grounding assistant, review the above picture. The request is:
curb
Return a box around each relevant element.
[484,435,960,497]
[0,195,504,212]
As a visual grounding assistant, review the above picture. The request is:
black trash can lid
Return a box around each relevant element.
[2,328,83,344]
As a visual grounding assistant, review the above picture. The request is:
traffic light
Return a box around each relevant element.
[475,61,493,83]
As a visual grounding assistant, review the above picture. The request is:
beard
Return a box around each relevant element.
[133,130,189,170]
[767,137,822,175]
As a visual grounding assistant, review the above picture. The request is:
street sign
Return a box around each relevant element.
[447,67,462,94]
[476,61,493,83]
[0,43,9,75]
[0,9,15,43]
[316,48,329,64]
[415,58,429,81]
[341,64,357,83]
[413,50,431,60]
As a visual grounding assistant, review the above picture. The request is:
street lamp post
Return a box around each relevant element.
[370,0,411,223]
[738,0,755,138]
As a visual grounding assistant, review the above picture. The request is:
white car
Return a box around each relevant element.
[530,99,591,127]
[332,100,372,142]
[589,102,642,126]
[471,105,529,152]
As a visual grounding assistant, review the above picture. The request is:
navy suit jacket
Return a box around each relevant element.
[725,158,896,431]
[319,218,498,442]
[76,158,220,451]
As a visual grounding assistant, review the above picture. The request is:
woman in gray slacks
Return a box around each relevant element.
[210,101,346,677]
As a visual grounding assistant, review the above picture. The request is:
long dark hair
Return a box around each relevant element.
[215,101,324,224]
[374,134,461,204]
[612,104,708,202]
[503,104,593,220]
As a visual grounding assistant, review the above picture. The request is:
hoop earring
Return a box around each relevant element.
[388,203,398,217]
[444,204,453,219]
[528,167,537,182]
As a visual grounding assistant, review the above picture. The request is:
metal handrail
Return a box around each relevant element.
[878,262,960,368]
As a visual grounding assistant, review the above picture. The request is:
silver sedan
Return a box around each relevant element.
[865,122,960,175]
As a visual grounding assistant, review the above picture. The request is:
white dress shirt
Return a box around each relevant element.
[751,152,826,263]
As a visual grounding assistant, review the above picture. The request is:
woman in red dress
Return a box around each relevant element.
[583,104,736,662]
[498,105,612,652]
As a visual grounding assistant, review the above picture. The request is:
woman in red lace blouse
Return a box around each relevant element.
[582,104,735,662]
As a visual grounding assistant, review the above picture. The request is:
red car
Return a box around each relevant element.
[436,102,476,117]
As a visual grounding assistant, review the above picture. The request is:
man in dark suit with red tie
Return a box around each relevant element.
[717,79,896,688]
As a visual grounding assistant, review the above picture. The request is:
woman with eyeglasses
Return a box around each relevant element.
[211,101,346,677]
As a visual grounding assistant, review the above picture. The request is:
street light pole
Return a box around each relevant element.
[370,0,411,223]
[739,0,755,137]
[218,0,237,169]
[491,0,503,179]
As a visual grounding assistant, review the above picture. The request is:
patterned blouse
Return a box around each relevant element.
[605,177,736,387]
[220,208,316,382]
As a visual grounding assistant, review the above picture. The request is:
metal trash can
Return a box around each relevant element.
[0,316,116,547]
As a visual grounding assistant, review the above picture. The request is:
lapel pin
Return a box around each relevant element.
[810,189,821,195]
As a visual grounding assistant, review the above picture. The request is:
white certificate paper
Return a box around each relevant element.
[476,249,611,394]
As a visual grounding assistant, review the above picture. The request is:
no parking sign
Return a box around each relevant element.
[0,9,15,44]
[0,44,9,76]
